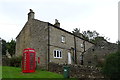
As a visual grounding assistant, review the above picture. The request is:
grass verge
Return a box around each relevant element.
[2,66,63,78]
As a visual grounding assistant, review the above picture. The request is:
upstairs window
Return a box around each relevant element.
[61,36,65,43]
[53,50,62,58]
[80,44,84,48]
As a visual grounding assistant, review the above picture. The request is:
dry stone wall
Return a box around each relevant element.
[48,62,105,79]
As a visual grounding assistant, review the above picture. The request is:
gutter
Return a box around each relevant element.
[74,35,77,64]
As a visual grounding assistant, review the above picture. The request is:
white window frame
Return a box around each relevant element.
[61,36,65,43]
[53,50,62,58]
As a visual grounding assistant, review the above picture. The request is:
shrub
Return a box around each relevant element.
[9,56,22,67]
[96,58,105,67]
[102,51,120,80]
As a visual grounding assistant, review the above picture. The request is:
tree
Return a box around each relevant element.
[72,28,83,37]
[82,30,99,41]
[6,39,16,56]
[72,28,109,44]
[93,30,99,38]
[82,31,89,40]
[102,51,120,80]
[2,39,7,55]
[93,36,107,44]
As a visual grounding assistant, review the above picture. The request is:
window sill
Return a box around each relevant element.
[54,57,62,59]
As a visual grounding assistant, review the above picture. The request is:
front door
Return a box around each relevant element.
[68,52,72,64]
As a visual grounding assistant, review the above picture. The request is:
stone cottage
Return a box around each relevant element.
[84,39,118,67]
[16,9,94,69]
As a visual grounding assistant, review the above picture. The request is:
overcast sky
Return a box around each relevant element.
[0,0,119,43]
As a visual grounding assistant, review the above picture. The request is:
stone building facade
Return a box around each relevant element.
[16,10,94,69]
[84,40,118,66]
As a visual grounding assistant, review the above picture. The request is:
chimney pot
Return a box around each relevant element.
[28,9,35,21]
[54,19,60,27]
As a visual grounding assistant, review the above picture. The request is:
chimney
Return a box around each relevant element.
[54,19,60,27]
[28,9,35,21]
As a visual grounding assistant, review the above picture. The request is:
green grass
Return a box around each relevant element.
[2,66,64,78]
[0,66,2,78]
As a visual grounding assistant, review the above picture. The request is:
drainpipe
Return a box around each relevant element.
[81,40,85,65]
[74,35,77,64]
[47,24,50,70]
[83,40,85,52]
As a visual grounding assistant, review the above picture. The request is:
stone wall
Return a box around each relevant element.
[29,19,48,69]
[49,25,74,64]
[16,21,31,56]
[49,25,94,65]
[48,62,105,79]
[16,19,49,69]
[76,38,94,64]
[84,40,118,66]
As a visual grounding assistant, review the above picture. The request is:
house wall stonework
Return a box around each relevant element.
[85,41,94,51]
[83,40,118,66]
[16,21,31,56]
[75,37,84,52]
[74,37,94,64]
[49,25,94,64]
[49,25,75,64]
[49,46,68,64]
[49,25,75,49]
[29,20,48,69]
[16,19,49,69]
[75,37,84,64]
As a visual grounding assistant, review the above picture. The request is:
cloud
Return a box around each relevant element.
[0,0,119,43]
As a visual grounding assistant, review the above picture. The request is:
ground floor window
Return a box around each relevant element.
[53,50,62,58]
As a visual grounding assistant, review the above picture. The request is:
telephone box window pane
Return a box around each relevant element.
[30,53,34,56]
[30,53,34,67]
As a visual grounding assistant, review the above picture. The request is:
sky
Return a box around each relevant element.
[0,0,119,43]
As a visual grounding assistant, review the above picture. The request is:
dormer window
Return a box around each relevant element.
[61,36,65,43]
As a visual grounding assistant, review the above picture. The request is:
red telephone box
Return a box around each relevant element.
[22,48,36,73]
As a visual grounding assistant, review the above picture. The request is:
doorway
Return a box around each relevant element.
[68,52,72,64]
